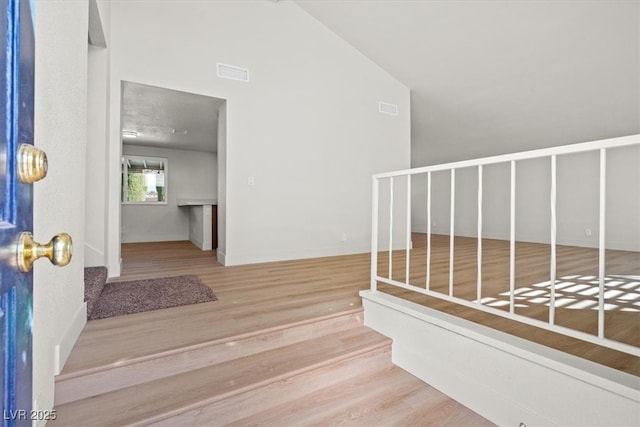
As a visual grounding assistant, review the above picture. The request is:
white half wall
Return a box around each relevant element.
[361,291,640,427]
[33,0,89,421]
[187,205,213,250]
[107,0,410,271]
[121,144,217,243]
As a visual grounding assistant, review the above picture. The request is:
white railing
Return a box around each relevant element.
[370,134,640,357]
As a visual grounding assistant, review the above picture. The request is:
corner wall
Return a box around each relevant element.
[217,102,227,264]
[33,0,89,419]
[85,0,111,267]
[106,0,410,272]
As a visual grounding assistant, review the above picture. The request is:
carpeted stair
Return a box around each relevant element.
[84,266,108,319]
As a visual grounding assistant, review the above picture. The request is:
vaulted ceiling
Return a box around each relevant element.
[296,0,639,165]
[121,1,639,163]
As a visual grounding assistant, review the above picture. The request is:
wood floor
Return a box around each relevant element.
[383,234,639,352]
[64,243,367,374]
[58,240,498,425]
[69,237,638,376]
[57,236,637,425]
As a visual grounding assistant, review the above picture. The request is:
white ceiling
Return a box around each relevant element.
[295,1,639,165]
[121,81,224,153]
[121,2,638,163]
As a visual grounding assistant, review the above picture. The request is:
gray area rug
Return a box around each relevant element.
[89,274,217,320]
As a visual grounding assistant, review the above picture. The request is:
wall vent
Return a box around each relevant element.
[217,63,250,82]
[379,102,398,116]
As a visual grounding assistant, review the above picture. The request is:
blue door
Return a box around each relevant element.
[1,0,35,424]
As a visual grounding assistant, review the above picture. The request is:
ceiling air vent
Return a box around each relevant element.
[217,63,249,82]
[379,102,398,116]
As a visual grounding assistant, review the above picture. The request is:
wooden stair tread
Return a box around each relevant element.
[149,346,394,426]
[52,327,390,426]
[61,303,363,377]
[55,309,365,405]
[230,365,493,426]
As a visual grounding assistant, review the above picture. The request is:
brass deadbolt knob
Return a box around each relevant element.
[17,143,48,184]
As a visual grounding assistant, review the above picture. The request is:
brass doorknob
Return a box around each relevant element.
[17,232,72,273]
[17,143,48,183]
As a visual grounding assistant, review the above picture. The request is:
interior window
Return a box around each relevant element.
[121,155,168,204]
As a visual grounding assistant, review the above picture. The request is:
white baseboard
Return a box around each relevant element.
[217,250,226,266]
[222,242,370,266]
[107,257,121,280]
[360,290,639,427]
[121,232,187,244]
[189,236,204,250]
[54,302,87,375]
[83,242,105,267]
[411,228,639,251]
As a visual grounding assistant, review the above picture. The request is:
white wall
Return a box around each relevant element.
[85,0,110,267]
[605,145,640,249]
[121,144,217,243]
[33,0,89,420]
[409,1,640,166]
[217,102,227,263]
[107,0,410,271]
[410,142,640,251]
[408,1,640,251]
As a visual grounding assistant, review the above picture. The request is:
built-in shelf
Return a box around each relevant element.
[177,198,217,207]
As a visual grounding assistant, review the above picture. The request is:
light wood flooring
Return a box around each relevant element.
[65,242,367,374]
[58,239,500,425]
[408,234,639,327]
[60,237,637,423]
[382,234,639,359]
[103,236,640,376]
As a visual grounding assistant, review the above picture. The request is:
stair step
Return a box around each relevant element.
[55,308,364,405]
[61,297,361,374]
[51,326,391,426]
[152,344,392,426]
[229,365,493,426]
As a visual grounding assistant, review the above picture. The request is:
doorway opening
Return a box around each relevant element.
[118,81,227,269]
